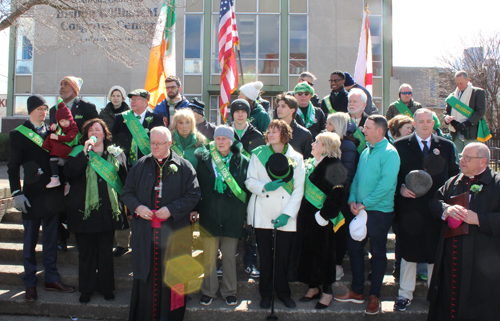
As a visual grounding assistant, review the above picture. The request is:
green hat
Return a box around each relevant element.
[128,89,150,101]
[294,82,314,96]
[432,112,441,130]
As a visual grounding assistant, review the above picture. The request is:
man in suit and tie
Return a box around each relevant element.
[392,108,459,311]
[443,70,486,153]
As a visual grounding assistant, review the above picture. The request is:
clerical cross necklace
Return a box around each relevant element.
[154,158,168,198]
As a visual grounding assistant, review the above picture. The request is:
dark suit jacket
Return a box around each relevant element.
[320,88,349,115]
[394,133,459,262]
[111,111,165,165]
[428,167,500,320]
[50,98,99,131]
[444,87,486,140]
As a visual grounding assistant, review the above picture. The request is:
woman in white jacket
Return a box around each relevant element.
[245,119,305,309]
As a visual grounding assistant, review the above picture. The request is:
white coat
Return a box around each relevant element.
[245,144,305,232]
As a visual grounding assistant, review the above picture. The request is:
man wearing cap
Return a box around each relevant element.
[274,71,321,120]
[193,125,250,306]
[8,95,75,302]
[50,76,99,131]
[112,89,165,167]
[321,70,349,115]
[294,82,326,139]
[275,93,313,159]
[334,115,400,315]
[343,72,376,115]
[153,75,190,126]
[188,98,216,141]
[386,84,422,121]
[392,108,459,312]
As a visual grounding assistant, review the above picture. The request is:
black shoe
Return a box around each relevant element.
[315,294,333,309]
[79,293,92,303]
[113,246,128,257]
[103,292,115,301]
[280,297,296,308]
[260,297,271,309]
[57,240,68,252]
[299,288,321,302]
[200,295,213,306]
[225,296,237,306]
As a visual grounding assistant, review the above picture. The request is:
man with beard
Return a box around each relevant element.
[348,89,369,131]
[153,75,190,126]
[321,70,349,115]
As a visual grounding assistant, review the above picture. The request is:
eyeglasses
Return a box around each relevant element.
[150,141,169,147]
[329,79,344,83]
[166,85,178,90]
[458,154,485,162]
[400,91,412,95]
[299,79,314,87]
[296,92,310,96]
[131,97,145,102]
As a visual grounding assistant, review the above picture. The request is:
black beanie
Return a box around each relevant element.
[27,95,48,115]
[230,99,250,119]
[188,98,205,116]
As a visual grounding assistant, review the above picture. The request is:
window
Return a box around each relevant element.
[289,15,307,75]
[184,14,203,74]
[15,18,34,75]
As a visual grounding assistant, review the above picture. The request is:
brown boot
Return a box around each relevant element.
[334,290,364,304]
[365,295,381,315]
[24,286,37,302]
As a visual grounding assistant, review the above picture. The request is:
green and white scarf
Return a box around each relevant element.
[296,102,316,128]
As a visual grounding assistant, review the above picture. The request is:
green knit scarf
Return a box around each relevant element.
[213,150,233,193]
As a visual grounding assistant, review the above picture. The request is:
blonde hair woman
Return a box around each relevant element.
[169,108,207,168]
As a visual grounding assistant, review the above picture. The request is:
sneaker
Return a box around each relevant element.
[416,273,427,281]
[336,265,344,281]
[394,297,411,311]
[217,266,223,277]
[334,290,364,304]
[245,265,260,278]
[225,296,237,306]
[46,177,61,188]
[365,295,381,315]
[200,295,213,306]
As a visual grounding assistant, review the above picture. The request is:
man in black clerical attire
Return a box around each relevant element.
[428,143,500,321]
[122,126,201,321]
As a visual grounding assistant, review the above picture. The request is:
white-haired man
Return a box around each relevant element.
[348,88,369,131]
[385,84,423,121]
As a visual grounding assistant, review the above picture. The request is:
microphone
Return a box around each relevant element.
[87,136,97,152]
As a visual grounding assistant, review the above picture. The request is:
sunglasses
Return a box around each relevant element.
[296,92,311,96]
[400,91,412,95]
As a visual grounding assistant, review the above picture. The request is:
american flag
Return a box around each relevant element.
[218,0,239,122]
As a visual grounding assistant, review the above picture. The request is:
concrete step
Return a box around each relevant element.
[0,284,429,321]
[1,209,23,223]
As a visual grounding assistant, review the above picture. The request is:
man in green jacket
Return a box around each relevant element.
[334,115,400,315]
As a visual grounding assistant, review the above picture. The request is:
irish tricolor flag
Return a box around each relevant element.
[145,1,176,109]
[353,10,373,95]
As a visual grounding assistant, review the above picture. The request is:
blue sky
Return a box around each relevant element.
[0,0,499,94]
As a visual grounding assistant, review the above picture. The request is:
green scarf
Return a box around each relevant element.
[84,152,121,221]
[296,102,316,128]
[213,150,233,193]
[174,130,197,152]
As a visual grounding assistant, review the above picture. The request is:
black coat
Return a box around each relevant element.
[63,148,129,233]
[195,142,249,239]
[394,133,459,263]
[289,120,313,159]
[233,123,266,155]
[196,120,216,141]
[320,88,349,115]
[99,102,130,132]
[111,111,165,165]
[296,157,346,285]
[7,121,66,219]
[428,168,500,320]
[295,106,326,139]
[352,112,369,130]
[121,152,201,283]
[50,98,99,131]
[444,87,486,140]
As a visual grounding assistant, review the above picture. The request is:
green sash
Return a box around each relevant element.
[16,125,48,152]
[253,145,294,195]
[394,99,413,117]
[209,142,247,203]
[304,159,345,232]
[122,110,151,156]
[349,119,367,154]
[70,145,123,195]
[445,95,492,142]
[55,126,81,147]
[171,143,185,158]
[296,102,316,128]
[323,95,335,114]
[241,148,251,159]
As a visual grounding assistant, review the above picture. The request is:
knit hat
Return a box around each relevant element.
[108,85,127,102]
[239,81,263,101]
[62,76,84,96]
[344,72,355,86]
[55,102,74,123]
[188,98,205,116]
[214,125,235,143]
[27,94,48,114]
[230,99,250,119]
[293,82,315,96]
[128,89,150,101]
[349,209,367,241]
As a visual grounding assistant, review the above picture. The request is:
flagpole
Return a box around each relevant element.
[236,44,245,85]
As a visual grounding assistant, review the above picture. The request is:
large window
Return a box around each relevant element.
[15,18,34,75]
[289,15,307,75]
[184,14,203,74]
